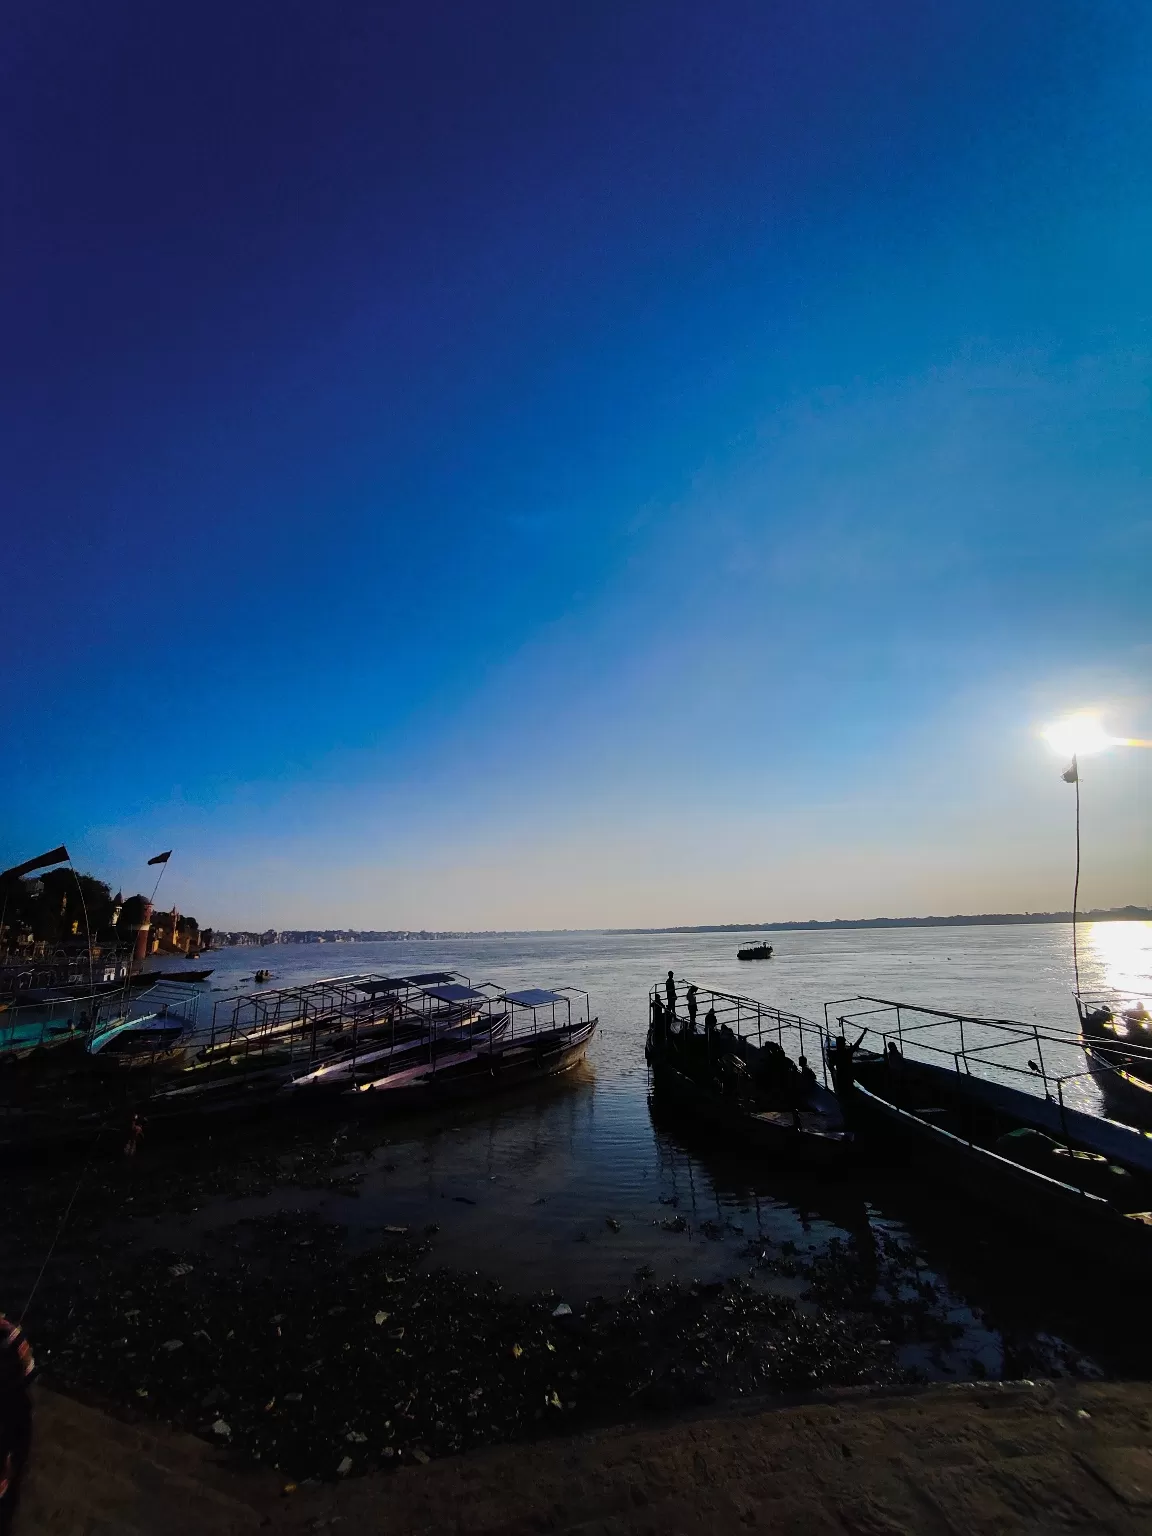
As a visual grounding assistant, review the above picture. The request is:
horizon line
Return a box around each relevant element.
[208,904,1152,939]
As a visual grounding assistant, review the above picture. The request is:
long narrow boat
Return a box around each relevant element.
[354,1014,597,1112]
[0,976,598,1156]
[825,996,1152,1264]
[283,1011,510,1095]
[645,980,850,1165]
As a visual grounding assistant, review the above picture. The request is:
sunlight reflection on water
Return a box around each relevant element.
[1087,920,1152,1008]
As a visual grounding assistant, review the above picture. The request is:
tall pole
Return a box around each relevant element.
[1072,762,1081,996]
[1062,754,1081,997]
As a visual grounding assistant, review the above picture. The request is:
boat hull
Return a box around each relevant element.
[843,1056,1152,1264]
[647,1056,849,1166]
[354,1019,597,1113]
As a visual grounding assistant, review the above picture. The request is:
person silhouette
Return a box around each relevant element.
[651,992,665,1043]
[665,971,677,1019]
[686,985,698,1033]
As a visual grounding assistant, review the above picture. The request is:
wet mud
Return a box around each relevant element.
[0,1084,1130,1484]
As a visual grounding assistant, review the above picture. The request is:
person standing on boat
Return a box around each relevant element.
[686,986,698,1034]
[704,1004,717,1043]
[650,991,666,1045]
[0,1315,34,1536]
[828,1031,866,1094]
[665,972,677,1021]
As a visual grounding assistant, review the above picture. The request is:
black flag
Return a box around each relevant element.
[147,850,172,866]
[0,846,70,881]
[1062,757,1079,784]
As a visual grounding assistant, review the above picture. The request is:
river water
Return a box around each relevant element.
[146,921,1152,1381]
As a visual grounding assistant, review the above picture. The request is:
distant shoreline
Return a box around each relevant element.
[209,906,1151,945]
[612,906,1152,934]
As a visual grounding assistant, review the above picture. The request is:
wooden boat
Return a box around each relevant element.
[133,968,214,985]
[87,1012,189,1069]
[283,1011,510,1095]
[736,942,773,961]
[647,1056,848,1165]
[645,980,848,1164]
[354,1015,597,1112]
[837,1044,1152,1263]
[0,975,597,1155]
[1077,994,1152,1125]
[147,988,594,1127]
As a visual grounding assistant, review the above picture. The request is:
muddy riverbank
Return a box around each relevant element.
[2,1076,1134,1486]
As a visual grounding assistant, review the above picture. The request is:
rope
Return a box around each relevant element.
[18,1118,110,1325]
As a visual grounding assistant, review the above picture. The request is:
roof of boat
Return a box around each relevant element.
[505,988,566,1008]
[422,983,485,1003]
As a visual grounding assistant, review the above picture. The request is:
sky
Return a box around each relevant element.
[2,0,1150,929]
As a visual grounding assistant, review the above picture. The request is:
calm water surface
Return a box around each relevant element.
[150,922,1152,1381]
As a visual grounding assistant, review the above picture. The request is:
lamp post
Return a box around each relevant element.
[1041,714,1152,1001]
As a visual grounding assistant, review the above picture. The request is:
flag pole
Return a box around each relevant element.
[67,857,95,1004]
[1062,756,1081,998]
[1072,760,1081,997]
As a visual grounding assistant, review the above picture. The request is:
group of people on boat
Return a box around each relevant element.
[650,973,818,1110]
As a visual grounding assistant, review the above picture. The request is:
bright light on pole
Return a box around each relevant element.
[1041,713,1117,759]
[1041,713,1152,760]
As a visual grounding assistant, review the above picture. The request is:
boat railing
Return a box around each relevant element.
[652,980,829,1085]
[824,994,1152,1122]
[197,969,592,1077]
[0,978,202,1055]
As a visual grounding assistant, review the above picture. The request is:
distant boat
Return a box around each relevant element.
[136,968,213,985]
[736,941,773,961]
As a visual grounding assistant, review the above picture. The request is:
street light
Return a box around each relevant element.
[1041,714,1151,999]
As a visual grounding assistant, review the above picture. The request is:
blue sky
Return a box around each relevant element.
[2,0,1149,927]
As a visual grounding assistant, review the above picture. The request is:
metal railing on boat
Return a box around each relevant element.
[195,971,596,1082]
[648,980,830,1083]
[0,978,203,1057]
[823,994,1152,1144]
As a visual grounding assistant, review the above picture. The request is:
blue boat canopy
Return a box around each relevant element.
[504,988,566,1009]
[355,972,458,994]
[422,984,485,1003]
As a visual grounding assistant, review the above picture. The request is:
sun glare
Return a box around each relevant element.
[1041,712,1116,759]
[1088,921,1152,1007]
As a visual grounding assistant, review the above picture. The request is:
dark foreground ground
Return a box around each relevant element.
[1,1085,1131,1486]
[22,1377,1152,1534]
